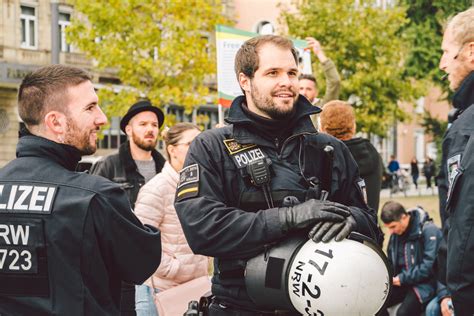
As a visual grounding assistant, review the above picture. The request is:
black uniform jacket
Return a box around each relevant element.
[439,72,474,315]
[0,135,161,316]
[90,140,166,209]
[175,95,380,309]
[344,137,383,212]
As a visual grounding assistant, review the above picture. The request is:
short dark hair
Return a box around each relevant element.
[18,65,92,126]
[381,201,407,223]
[234,35,298,80]
[298,74,318,88]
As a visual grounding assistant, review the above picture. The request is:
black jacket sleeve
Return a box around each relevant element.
[175,135,285,260]
[333,143,382,243]
[90,186,161,284]
[89,157,115,181]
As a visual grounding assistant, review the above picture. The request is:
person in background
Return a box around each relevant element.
[411,158,420,190]
[388,155,401,174]
[134,123,209,316]
[91,100,166,209]
[91,100,166,316]
[319,100,383,212]
[423,157,436,190]
[380,201,442,316]
[299,37,341,128]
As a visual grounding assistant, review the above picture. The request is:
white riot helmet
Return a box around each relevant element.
[245,233,391,315]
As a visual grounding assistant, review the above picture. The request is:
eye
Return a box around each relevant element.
[288,71,298,77]
[267,70,278,76]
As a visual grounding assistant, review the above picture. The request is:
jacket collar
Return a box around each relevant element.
[119,140,163,174]
[162,161,179,186]
[224,95,320,145]
[453,71,474,111]
[405,208,428,241]
[16,134,82,171]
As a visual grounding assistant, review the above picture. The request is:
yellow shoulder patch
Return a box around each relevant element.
[223,138,256,155]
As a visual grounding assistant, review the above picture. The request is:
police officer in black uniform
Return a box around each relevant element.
[175,35,381,315]
[438,7,474,315]
[0,65,162,315]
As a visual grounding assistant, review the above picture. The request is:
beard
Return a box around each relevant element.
[132,131,157,151]
[449,57,472,91]
[64,118,97,156]
[250,81,297,120]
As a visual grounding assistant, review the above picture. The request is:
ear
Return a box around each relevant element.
[125,124,132,136]
[468,41,474,64]
[44,111,67,135]
[167,144,176,160]
[238,73,251,94]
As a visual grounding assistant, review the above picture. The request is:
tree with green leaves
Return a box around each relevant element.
[402,0,472,84]
[401,1,472,151]
[281,0,423,136]
[67,0,230,124]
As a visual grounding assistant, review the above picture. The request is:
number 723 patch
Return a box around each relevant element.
[0,218,45,274]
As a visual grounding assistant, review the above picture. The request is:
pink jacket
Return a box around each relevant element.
[135,162,209,290]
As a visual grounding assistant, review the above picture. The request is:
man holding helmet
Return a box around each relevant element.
[175,35,382,315]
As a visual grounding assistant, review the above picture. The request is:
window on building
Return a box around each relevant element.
[20,5,37,49]
[59,12,71,52]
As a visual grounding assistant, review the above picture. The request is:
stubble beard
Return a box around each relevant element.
[132,131,157,152]
[64,118,97,156]
[250,82,297,120]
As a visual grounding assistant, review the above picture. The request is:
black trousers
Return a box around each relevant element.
[208,302,298,316]
[378,286,423,316]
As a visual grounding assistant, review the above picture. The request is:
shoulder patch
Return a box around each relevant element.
[356,179,368,205]
[223,139,256,155]
[446,154,462,204]
[178,164,199,189]
[176,164,200,201]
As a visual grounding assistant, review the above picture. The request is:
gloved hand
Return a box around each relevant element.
[309,215,357,243]
[278,199,351,233]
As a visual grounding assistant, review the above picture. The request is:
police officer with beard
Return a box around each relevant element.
[175,35,381,315]
[437,7,474,315]
[0,65,161,315]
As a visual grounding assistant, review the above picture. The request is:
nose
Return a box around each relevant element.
[439,53,447,71]
[95,106,108,126]
[279,73,292,87]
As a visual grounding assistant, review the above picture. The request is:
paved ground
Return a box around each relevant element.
[380,185,438,198]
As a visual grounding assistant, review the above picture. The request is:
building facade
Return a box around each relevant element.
[0,0,451,169]
[0,0,87,166]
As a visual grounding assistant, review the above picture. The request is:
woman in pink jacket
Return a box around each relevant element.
[134,122,208,315]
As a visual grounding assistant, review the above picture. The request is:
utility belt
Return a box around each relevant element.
[183,295,297,316]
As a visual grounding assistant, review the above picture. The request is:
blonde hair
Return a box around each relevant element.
[161,122,200,159]
[447,7,474,46]
[319,100,356,141]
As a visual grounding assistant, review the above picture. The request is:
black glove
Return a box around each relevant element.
[278,199,351,233]
[309,215,357,243]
